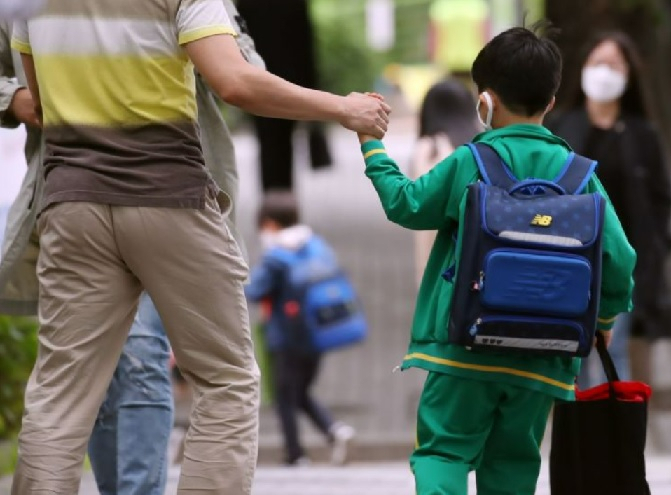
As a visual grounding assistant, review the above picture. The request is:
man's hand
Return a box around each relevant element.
[340,92,391,140]
[8,88,41,128]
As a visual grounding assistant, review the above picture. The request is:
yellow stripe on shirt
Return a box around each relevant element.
[404,352,575,391]
[34,54,197,126]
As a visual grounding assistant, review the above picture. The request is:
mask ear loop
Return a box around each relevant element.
[481,91,493,126]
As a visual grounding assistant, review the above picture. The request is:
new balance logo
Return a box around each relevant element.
[531,214,552,227]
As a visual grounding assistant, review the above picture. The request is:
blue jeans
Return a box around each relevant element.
[88,293,174,495]
[578,312,632,389]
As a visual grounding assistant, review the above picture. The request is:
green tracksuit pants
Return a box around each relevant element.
[411,372,554,495]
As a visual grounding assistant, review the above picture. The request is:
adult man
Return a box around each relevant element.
[0,3,264,493]
[10,1,390,494]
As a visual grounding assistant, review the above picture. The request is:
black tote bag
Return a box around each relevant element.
[550,332,652,495]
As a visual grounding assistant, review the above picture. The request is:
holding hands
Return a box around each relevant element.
[337,91,390,142]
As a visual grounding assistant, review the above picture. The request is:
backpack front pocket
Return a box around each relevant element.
[480,249,592,317]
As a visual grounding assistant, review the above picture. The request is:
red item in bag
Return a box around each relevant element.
[576,381,652,402]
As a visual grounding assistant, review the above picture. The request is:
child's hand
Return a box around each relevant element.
[358,92,389,144]
[358,133,378,144]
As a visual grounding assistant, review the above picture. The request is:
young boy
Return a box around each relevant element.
[245,191,355,466]
[359,27,636,494]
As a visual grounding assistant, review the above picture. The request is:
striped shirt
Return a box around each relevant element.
[12,0,237,210]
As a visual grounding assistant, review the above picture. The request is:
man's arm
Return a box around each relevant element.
[184,34,391,139]
[18,52,40,125]
[221,0,265,70]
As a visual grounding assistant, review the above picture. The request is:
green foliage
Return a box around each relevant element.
[312,2,382,95]
[0,438,18,477]
[310,0,435,95]
[0,316,38,440]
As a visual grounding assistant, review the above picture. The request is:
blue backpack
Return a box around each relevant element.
[269,237,368,354]
[447,143,605,357]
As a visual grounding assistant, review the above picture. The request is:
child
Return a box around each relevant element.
[359,27,636,494]
[245,191,355,466]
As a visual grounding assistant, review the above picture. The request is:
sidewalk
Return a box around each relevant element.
[76,457,671,495]
[2,456,670,495]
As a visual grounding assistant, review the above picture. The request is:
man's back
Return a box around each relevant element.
[12,0,235,210]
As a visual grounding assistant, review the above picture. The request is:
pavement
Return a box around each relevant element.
[2,456,671,495]
[71,457,671,495]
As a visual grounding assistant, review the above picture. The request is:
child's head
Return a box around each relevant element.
[257,190,300,233]
[471,26,562,129]
[418,77,479,146]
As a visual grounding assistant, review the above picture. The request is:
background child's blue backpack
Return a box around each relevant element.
[448,143,605,357]
[270,236,368,354]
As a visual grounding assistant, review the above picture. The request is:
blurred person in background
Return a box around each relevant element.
[0,4,263,493]
[411,78,480,285]
[548,31,671,388]
[245,192,357,467]
[237,0,332,193]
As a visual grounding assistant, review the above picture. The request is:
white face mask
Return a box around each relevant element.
[581,65,627,103]
[476,92,494,131]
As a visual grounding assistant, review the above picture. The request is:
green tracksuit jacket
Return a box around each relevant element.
[362,124,636,400]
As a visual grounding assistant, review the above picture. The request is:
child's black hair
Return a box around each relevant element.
[257,190,300,229]
[471,25,562,116]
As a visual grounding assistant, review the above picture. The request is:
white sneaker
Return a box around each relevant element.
[330,423,355,465]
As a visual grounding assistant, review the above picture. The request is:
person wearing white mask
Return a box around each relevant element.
[548,31,671,388]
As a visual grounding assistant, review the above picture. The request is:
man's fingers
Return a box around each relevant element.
[381,101,392,114]
[378,108,390,124]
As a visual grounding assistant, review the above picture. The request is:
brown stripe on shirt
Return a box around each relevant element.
[41,122,213,210]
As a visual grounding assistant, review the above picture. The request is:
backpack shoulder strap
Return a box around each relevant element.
[467,143,517,189]
[553,152,598,194]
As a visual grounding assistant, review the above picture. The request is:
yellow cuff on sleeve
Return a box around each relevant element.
[11,38,32,55]
[179,26,237,46]
[363,149,386,160]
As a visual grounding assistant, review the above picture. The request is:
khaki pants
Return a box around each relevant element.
[11,193,260,495]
